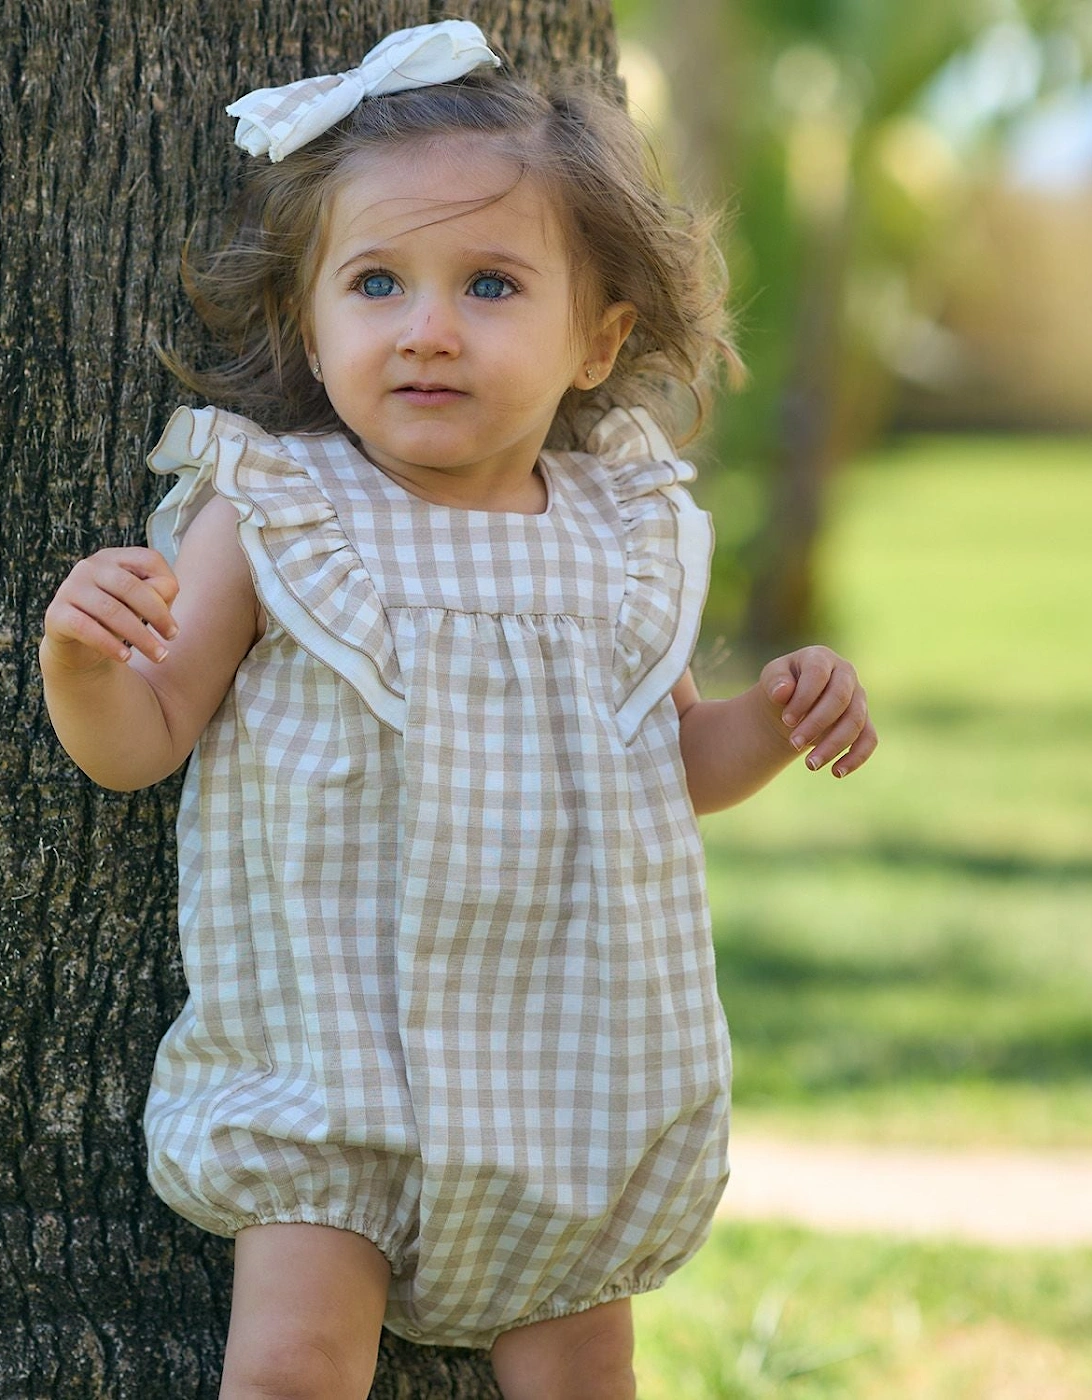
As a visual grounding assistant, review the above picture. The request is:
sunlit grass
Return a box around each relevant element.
[635,438,1092,1393]
[698,435,1092,1145]
[634,1219,1092,1399]
[820,436,1092,705]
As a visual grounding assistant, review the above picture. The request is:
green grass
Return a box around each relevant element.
[634,1220,1092,1399]
[699,436,1092,1146]
[634,438,1092,1396]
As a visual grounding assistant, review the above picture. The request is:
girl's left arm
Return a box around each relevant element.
[672,647,877,816]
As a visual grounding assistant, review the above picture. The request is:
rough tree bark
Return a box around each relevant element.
[0,1,617,1394]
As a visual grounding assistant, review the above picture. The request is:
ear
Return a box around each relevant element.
[574,301,637,391]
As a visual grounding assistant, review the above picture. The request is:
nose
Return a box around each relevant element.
[395,290,460,359]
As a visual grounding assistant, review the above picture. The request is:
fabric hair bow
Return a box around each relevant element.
[227,20,502,162]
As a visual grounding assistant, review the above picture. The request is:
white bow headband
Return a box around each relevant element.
[227,20,502,163]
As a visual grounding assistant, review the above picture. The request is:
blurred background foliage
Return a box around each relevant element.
[614,0,1092,650]
[609,10,1092,1390]
[609,0,1092,1155]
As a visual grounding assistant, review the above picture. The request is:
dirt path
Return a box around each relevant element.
[716,1134,1092,1247]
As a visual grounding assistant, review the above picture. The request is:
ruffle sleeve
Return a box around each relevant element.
[585,407,714,745]
[146,405,405,732]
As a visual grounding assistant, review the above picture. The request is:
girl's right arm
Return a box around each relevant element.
[39,495,263,791]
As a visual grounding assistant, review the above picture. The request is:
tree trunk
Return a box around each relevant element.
[0,2,616,1394]
[742,205,852,652]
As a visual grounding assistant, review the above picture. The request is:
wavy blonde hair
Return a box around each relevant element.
[162,64,740,449]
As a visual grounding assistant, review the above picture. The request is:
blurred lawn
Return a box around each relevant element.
[699,436,1092,1146]
[634,1220,1092,1399]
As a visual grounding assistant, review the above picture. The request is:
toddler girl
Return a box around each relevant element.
[40,20,876,1399]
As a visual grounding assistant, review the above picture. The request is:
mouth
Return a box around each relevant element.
[393,383,467,404]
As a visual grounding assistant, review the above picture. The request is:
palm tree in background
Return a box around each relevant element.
[618,0,1091,649]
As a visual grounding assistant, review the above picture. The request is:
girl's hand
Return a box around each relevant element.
[42,547,180,671]
[760,645,877,778]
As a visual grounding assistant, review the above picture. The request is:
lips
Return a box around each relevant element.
[393,383,466,403]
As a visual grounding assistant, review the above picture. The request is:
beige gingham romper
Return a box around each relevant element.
[142,402,732,1348]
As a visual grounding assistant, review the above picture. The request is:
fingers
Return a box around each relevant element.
[43,548,179,668]
[828,719,879,779]
[807,707,877,778]
[761,645,877,777]
[762,660,797,710]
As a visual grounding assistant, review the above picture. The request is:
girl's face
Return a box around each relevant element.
[306,138,632,511]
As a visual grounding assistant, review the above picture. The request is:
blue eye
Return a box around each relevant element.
[360,272,397,298]
[469,274,511,300]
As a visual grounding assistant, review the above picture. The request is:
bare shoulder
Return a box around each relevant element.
[128,494,264,756]
[177,493,252,573]
[173,494,264,635]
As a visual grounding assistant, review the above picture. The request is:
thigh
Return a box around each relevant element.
[490,1298,637,1400]
[220,1222,390,1400]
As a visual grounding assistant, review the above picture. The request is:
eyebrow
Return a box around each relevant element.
[333,246,545,279]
